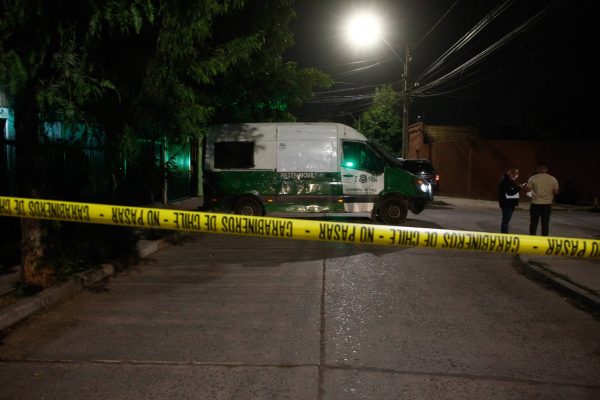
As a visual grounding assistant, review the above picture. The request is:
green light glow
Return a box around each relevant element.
[345,161,355,167]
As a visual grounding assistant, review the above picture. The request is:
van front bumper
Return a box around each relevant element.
[409,197,429,215]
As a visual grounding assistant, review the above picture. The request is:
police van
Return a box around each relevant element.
[203,123,431,224]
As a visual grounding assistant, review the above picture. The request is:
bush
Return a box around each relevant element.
[44,222,140,280]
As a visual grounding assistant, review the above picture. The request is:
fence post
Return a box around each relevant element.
[161,137,168,206]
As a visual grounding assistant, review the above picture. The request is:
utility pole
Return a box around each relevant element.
[401,43,411,158]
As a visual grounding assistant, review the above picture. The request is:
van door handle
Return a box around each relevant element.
[342,174,353,177]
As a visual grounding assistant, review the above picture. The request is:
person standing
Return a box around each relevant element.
[498,168,523,233]
[526,164,559,236]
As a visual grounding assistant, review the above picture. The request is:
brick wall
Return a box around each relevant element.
[408,124,599,205]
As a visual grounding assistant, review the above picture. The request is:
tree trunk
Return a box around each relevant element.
[20,218,54,287]
[15,89,55,288]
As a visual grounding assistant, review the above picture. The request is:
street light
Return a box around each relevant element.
[343,12,383,48]
[343,11,411,158]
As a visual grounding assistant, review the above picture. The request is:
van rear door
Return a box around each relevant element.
[275,126,342,212]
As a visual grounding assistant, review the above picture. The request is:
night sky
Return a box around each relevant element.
[285,0,594,139]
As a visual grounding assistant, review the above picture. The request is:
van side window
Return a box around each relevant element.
[214,141,255,169]
[342,141,383,174]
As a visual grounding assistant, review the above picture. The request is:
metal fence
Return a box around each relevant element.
[164,137,192,201]
[1,108,17,196]
[0,119,195,204]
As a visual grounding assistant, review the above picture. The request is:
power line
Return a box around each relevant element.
[413,64,511,98]
[416,0,516,83]
[413,37,557,99]
[413,0,564,96]
[296,0,567,121]
[330,58,393,78]
[301,1,517,112]
[412,0,460,50]
[320,56,394,68]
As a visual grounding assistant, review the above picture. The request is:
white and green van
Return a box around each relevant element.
[203,123,432,224]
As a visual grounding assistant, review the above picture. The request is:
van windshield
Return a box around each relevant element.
[367,140,403,167]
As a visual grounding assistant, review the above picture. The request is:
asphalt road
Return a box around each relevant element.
[0,203,599,399]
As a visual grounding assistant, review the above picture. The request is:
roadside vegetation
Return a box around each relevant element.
[354,85,403,155]
[0,0,332,289]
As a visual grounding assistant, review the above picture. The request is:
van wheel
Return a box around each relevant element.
[233,197,263,216]
[378,198,408,225]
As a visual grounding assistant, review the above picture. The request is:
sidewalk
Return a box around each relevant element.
[436,196,600,311]
[0,197,205,331]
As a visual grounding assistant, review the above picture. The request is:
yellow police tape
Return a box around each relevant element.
[1,196,599,259]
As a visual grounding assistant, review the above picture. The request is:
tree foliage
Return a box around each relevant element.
[0,0,332,287]
[1,0,331,141]
[207,1,332,122]
[354,85,403,155]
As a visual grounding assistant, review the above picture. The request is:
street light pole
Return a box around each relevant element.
[342,12,411,157]
[401,43,410,158]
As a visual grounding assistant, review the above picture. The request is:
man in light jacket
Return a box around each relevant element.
[526,164,559,236]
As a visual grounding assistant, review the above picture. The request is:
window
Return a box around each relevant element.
[214,141,254,169]
[342,141,384,173]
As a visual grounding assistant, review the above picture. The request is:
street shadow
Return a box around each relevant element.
[145,214,448,270]
[311,215,444,230]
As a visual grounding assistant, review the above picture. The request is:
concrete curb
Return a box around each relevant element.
[77,263,115,286]
[0,278,84,332]
[0,237,166,332]
[0,266,20,297]
[136,240,159,258]
[514,254,600,312]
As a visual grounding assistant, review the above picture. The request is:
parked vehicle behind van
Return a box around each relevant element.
[397,158,440,194]
[203,123,431,224]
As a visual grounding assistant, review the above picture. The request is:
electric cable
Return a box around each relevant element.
[416,0,516,83]
[412,0,460,50]
[413,0,564,96]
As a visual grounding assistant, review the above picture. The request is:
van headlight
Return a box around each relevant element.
[416,178,430,193]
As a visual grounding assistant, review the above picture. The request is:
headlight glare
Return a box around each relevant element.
[415,178,430,192]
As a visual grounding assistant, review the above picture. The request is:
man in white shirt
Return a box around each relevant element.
[526,164,559,236]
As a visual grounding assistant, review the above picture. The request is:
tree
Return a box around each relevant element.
[1,0,155,287]
[0,0,332,287]
[354,85,403,155]
[207,1,332,122]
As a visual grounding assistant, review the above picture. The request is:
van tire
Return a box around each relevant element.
[233,197,263,216]
[378,197,408,225]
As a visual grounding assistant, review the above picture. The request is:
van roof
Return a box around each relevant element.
[208,123,365,142]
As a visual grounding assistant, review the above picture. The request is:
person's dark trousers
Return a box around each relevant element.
[529,204,552,236]
[500,206,514,233]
